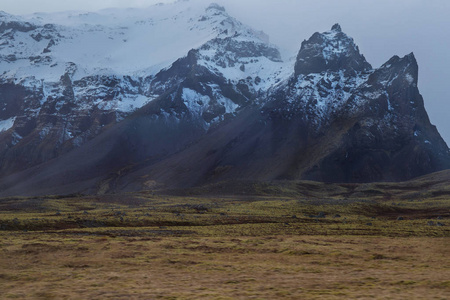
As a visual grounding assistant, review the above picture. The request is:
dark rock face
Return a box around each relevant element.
[0,72,136,175]
[294,24,372,76]
[0,20,36,33]
[202,37,282,65]
[309,52,450,183]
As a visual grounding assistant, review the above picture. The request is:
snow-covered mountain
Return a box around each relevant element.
[1,2,272,78]
[0,2,288,175]
[0,2,448,196]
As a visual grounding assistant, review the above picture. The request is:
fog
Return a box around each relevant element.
[2,0,449,145]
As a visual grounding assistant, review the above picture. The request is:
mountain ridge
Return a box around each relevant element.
[0,2,286,177]
[0,3,448,197]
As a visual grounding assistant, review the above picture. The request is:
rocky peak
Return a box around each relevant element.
[331,23,342,32]
[382,52,417,69]
[0,11,16,22]
[0,14,36,33]
[294,24,372,76]
[368,52,418,89]
[0,11,9,19]
[202,3,269,43]
[206,3,226,13]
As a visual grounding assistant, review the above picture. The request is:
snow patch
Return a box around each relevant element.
[208,84,238,114]
[182,88,211,115]
[11,131,22,145]
[0,117,16,132]
[405,73,414,85]
[116,95,153,113]
[384,91,393,111]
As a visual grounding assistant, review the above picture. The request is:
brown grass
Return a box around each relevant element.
[0,174,449,299]
[0,233,449,299]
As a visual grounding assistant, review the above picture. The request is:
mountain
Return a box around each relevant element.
[0,2,288,177]
[0,3,448,197]
[108,24,449,190]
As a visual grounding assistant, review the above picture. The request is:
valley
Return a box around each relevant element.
[0,172,449,299]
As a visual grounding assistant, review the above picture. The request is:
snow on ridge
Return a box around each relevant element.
[320,29,357,61]
[181,86,240,125]
[274,68,372,122]
[0,0,284,92]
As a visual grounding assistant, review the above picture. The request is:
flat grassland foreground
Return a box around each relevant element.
[0,179,449,299]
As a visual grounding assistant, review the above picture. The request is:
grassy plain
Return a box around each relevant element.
[0,173,449,299]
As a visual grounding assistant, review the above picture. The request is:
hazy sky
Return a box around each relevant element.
[2,0,450,145]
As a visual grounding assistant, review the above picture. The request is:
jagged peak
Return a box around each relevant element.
[0,10,21,22]
[374,52,419,87]
[294,24,372,76]
[206,3,226,13]
[321,24,351,42]
[331,23,342,32]
[200,3,271,45]
[381,52,417,69]
[405,52,417,63]
[0,10,12,17]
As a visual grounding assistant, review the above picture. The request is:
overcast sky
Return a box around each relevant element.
[2,0,450,145]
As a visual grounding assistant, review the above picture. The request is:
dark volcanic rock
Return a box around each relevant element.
[304,53,450,183]
[294,24,372,76]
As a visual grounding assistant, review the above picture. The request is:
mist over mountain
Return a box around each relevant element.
[0,2,448,196]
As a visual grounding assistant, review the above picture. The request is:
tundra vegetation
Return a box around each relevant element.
[0,173,449,299]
